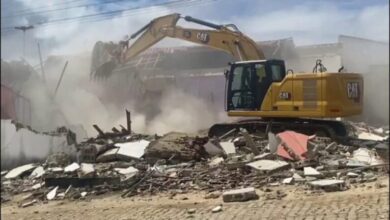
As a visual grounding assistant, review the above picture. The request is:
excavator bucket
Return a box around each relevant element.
[90,41,121,79]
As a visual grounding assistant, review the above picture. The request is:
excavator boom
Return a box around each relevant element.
[91,13,264,78]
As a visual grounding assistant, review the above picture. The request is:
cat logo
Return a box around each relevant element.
[279,91,291,100]
[196,32,209,43]
[347,82,360,102]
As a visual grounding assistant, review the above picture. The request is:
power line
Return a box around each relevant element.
[2,0,131,19]
[2,0,215,32]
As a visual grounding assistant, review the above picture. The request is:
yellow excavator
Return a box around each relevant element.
[90,13,364,140]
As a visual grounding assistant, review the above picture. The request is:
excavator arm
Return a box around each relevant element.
[91,13,265,78]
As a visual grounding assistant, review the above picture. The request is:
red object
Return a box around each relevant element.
[276,131,315,161]
[1,85,17,120]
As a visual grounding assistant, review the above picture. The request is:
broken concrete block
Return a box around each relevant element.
[219,141,236,155]
[209,157,224,167]
[352,148,384,166]
[282,177,294,184]
[347,172,359,177]
[32,183,44,190]
[115,140,150,160]
[246,160,289,173]
[267,132,280,153]
[114,166,138,175]
[212,205,222,213]
[358,132,387,141]
[5,163,36,179]
[304,167,321,176]
[308,179,345,191]
[64,162,80,173]
[79,163,95,177]
[222,187,258,202]
[1,170,8,176]
[96,148,119,162]
[80,192,87,198]
[48,167,64,173]
[47,186,59,200]
[204,140,224,156]
[292,173,305,182]
[30,166,45,179]
[253,153,274,160]
[21,199,37,208]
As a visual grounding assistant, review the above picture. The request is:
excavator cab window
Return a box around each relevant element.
[227,60,286,111]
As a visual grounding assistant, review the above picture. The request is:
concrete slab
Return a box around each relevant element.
[358,132,387,141]
[282,177,294,184]
[79,163,95,177]
[222,187,258,202]
[309,179,345,187]
[64,162,80,173]
[246,160,289,172]
[47,186,58,200]
[5,164,36,179]
[292,173,305,182]
[352,148,384,165]
[114,166,138,175]
[30,166,45,178]
[219,141,236,155]
[48,167,64,173]
[304,167,321,176]
[96,148,119,162]
[115,140,150,160]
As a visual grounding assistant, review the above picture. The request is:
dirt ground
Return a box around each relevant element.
[2,176,389,220]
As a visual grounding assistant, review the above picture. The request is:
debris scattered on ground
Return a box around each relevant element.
[1,119,388,206]
[211,205,222,213]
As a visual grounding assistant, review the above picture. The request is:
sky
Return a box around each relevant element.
[1,0,389,62]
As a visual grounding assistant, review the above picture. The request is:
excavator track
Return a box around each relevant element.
[209,118,347,138]
[209,118,389,148]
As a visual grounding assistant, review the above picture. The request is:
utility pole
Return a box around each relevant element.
[14,25,34,57]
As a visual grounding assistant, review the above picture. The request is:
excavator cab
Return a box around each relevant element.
[226,59,286,111]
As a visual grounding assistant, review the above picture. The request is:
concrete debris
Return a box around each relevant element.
[1,170,8,176]
[358,132,387,141]
[304,167,321,176]
[209,157,224,167]
[114,140,150,160]
[222,187,258,202]
[64,162,80,173]
[204,140,224,156]
[30,166,45,179]
[5,164,36,179]
[282,177,293,184]
[48,167,64,173]
[2,120,387,205]
[219,141,236,155]
[246,160,289,173]
[21,199,37,208]
[79,163,95,177]
[211,205,222,213]
[308,179,345,191]
[351,148,384,166]
[47,186,59,200]
[32,183,44,190]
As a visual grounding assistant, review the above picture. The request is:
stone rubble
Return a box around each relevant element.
[1,120,388,207]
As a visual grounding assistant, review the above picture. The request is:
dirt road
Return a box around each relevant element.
[2,176,388,220]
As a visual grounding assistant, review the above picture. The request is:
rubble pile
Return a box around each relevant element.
[1,120,388,207]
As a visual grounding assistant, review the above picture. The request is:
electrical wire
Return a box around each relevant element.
[1,0,217,34]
